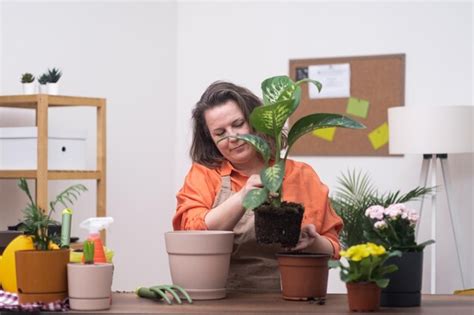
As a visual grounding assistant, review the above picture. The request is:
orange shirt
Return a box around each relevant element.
[173,159,343,256]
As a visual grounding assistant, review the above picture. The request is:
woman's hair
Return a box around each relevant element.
[190,81,286,168]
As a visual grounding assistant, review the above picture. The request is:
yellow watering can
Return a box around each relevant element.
[0,235,35,292]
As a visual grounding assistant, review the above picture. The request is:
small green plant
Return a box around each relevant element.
[47,68,62,83]
[219,76,365,210]
[329,242,401,288]
[83,240,95,264]
[21,73,35,84]
[18,178,88,250]
[38,73,49,85]
[330,169,434,249]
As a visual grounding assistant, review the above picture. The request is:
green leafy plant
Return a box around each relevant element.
[330,169,434,249]
[47,67,62,83]
[219,76,365,210]
[83,240,95,264]
[329,242,401,288]
[21,73,35,84]
[38,73,49,85]
[18,178,88,250]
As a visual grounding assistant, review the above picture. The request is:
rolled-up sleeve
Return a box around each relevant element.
[173,164,217,230]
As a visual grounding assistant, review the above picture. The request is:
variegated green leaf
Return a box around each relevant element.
[296,78,322,93]
[261,162,285,193]
[250,99,296,137]
[287,114,365,150]
[243,188,269,210]
[232,134,271,163]
[261,76,298,105]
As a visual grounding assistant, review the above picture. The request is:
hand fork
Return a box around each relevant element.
[136,284,193,304]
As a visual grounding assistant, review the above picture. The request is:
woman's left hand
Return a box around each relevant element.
[290,224,319,251]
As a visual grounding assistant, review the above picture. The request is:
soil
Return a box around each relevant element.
[254,201,304,247]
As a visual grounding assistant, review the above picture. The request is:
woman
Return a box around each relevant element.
[173,81,343,291]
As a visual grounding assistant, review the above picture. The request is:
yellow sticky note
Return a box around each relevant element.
[313,128,336,142]
[368,122,389,150]
[347,97,370,118]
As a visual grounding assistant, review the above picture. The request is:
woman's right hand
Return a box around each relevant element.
[239,174,263,200]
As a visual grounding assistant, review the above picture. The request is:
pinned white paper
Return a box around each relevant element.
[308,63,350,99]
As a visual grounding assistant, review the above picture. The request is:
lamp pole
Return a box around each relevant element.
[417,154,466,294]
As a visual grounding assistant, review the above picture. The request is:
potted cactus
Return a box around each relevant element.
[38,73,49,93]
[67,240,114,311]
[46,67,62,95]
[21,73,35,94]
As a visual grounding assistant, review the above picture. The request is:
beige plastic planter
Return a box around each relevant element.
[165,231,234,300]
[67,263,114,310]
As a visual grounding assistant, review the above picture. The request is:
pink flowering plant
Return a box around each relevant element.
[364,203,434,252]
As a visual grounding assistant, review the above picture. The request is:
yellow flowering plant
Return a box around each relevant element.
[328,243,402,288]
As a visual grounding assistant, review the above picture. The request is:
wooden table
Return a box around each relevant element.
[64,291,474,314]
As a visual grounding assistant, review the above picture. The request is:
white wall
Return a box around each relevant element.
[0,1,177,289]
[1,1,472,294]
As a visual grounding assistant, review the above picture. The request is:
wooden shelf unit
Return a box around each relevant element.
[0,94,107,242]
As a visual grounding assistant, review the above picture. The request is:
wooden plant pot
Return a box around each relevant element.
[165,231,234,300]
[276,253,330,302]
[15,249,69,304]
[254,202,304,247]
[68,263,114,310]
[346,282,381,312]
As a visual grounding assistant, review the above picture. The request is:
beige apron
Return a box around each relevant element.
[212,175,281,292]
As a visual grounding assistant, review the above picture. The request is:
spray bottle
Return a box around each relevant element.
[80,217,114,263]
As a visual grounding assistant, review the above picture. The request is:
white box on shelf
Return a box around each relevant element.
[0,127,87,170]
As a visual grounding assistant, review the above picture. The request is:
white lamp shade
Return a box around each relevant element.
[388,106,473,154]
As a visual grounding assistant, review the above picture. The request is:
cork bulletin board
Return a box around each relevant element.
[289,54,405,156]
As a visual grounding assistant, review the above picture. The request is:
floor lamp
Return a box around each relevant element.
[388,105,473,294]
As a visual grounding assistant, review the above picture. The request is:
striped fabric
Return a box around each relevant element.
[0,290,68,312]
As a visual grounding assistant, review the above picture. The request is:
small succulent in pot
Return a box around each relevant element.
[21,73,35,83]
[47,68,62,83]
[38,73,49,85]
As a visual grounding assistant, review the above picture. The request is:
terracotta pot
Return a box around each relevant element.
[67,263,114,310]
[165,231,234,300]
[346,282,381,312]
[15,249,69,303]
[277,253,330,302]
[254,202,304,247]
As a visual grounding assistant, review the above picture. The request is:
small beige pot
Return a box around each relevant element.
[165,231,234,300]
[67,263,114,310]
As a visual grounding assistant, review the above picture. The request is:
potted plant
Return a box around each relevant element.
[67,240,114,310]
[14,178,87,303]
[21,73,35,95]
[221,76,364,246]
[329,242,401,312]
[46,67,62,95]
[217,75,364,300]
[330,169,433,249]
[364,203,434,307]
[38,73,49,93]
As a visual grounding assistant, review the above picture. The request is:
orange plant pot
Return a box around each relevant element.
[15,249,69,304]
[277,253,330,302]
[346,282,381,312]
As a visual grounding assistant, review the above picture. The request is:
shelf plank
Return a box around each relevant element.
[0,95,105,108]
[0,170,101,180]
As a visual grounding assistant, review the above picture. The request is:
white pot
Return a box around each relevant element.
[22,83,35,95]
[47,83,59,95]
[67,263,114,310]
[165,231,234,300]
[39,84,48,94]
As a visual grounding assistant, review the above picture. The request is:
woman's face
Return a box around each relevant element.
[204,100,256,167]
